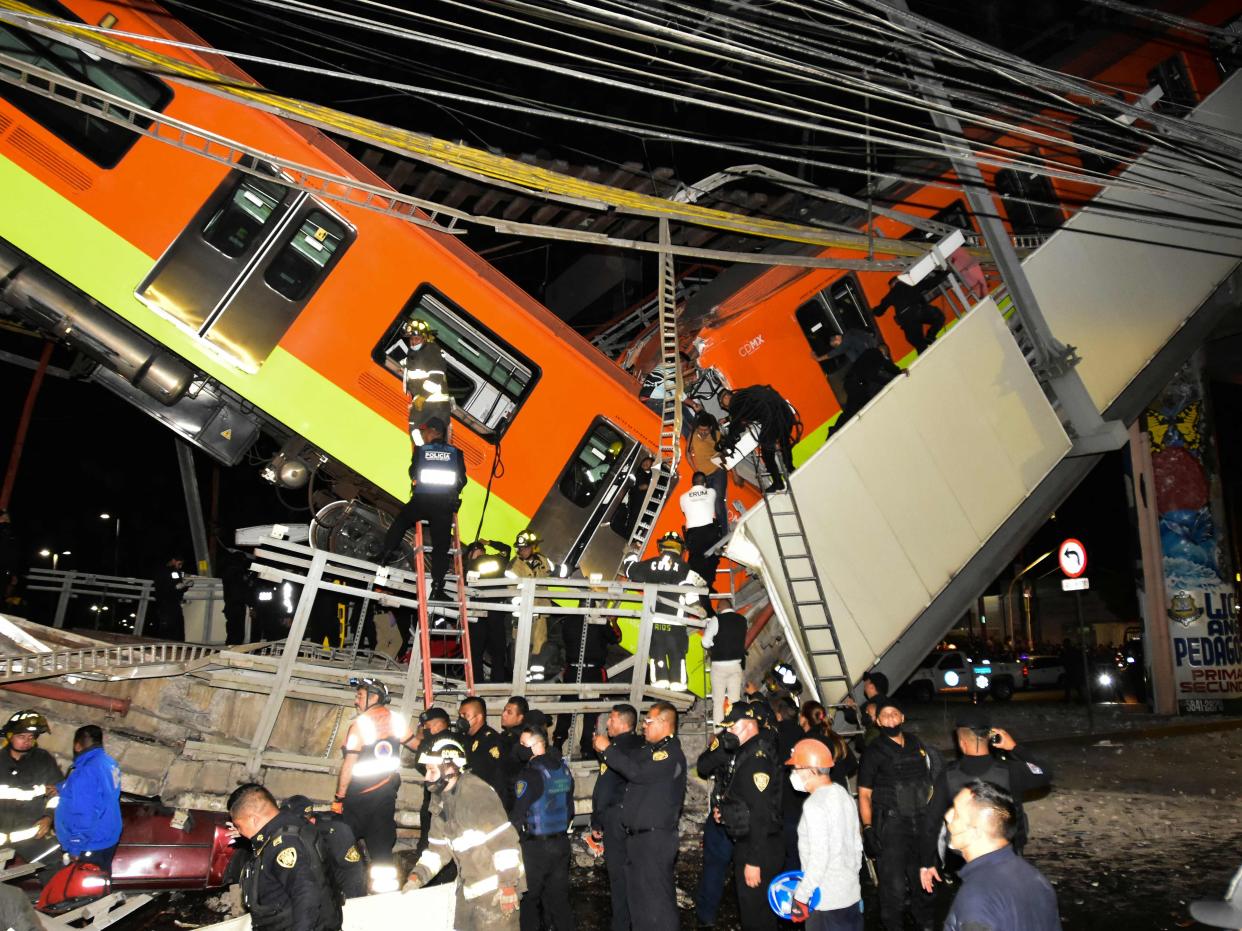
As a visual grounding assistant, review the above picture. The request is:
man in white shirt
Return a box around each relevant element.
[679,471,722,591]
[701,610,746,725]
[786,739,863,929]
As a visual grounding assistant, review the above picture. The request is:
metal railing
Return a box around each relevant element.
[26,568,154,631]
[0,638,219,684]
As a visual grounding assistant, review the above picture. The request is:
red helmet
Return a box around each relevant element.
[785,738,834,771]
[38,862,110,913]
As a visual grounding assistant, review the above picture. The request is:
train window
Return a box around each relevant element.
[994,170,1063,236]
[1147,54,1197,113]
[557,421,626,508]
[0,0,172,168]
[1212,16,1242,78]
[202,177,287,258]
[263,211,346,301]
[374,286,540,442]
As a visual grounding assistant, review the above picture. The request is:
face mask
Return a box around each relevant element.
[718,731,740,752]
[790,771,809,793]
[454,716,471,736]
[514,745,534,763]
[879,723,902,737]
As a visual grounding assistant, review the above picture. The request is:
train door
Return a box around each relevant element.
[525,417,648,577]
[137,165,353,372]
[794,273,881,406]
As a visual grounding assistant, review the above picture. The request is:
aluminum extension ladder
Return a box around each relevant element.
[753,454,855,702]
[412,516,477,708]
[623,218,683,558]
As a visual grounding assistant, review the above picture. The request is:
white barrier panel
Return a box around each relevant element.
[197,884,456,931]
[1024,73,1242,413]
[731,301,1070,702]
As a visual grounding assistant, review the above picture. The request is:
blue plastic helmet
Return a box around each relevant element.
[767,870,821,919]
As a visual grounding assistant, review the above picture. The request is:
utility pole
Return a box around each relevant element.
[175,440,213,577]
[0,341,53,511]
[879,0,1127,454]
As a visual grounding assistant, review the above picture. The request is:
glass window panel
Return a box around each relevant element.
[201,177,285,258]
[558,422,625,507]
[0,0,172,167]
[263,212,344,301]
[373,286,540,441]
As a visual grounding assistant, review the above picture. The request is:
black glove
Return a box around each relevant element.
[862,825,882,859]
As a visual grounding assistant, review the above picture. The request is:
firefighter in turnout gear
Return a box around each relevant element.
[465,539,514,683]
[510,725,575,931]
[505,530,569,683]
[400,319,452,446]
[405,736,527,930]
[622,532,706,691]
[857,698,943,931]
[379,417,467,601]
[230,783,343,931]
[591,702,687,931]
[333,677,416,892]
[715,702,784,930]
[0,711,63,880]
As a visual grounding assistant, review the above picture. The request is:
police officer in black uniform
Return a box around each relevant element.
[380,416,467,601]
[592,701,687,931]
[694,716,739,929]
[590,704,643,931]
[509,725,575,931]
[919,706,1053,893]
[280,795,367,900]
[229,783,342,931]
[466,540,514,682]
[857,698,943,931]
[458,696,512,809]
[715,702,784,931]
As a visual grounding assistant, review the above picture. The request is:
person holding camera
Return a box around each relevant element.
[919,706,1054,895]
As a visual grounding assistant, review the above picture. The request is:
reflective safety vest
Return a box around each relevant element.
[412,443,464,495]
[524,757,573,837]
[346,709,407,793]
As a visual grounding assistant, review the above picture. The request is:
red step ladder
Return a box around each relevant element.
[412,516,476,708]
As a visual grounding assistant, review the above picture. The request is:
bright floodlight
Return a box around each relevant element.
[99,513,110,520]
[39,549,51,557]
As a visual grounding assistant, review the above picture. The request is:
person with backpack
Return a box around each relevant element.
[280,795,366,900]
[228,783,342,931]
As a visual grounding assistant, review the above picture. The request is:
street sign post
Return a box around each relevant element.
[1059,537,1093,732]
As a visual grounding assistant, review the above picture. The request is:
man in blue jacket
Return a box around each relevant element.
[55,725,122,873]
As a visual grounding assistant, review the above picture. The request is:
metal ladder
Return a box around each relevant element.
[752,455,854,703]
[624,219,684,558]
[412,517,476,708]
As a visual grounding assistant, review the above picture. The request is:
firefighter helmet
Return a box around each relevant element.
[403,319,434,340]
[657,531,684,554]
[785,738,835,771]
[515,529,541,549]
[4,710,49,738]
[417,736,468,768]
[348,676,391,706]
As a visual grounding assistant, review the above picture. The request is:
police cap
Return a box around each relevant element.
[720,700,762,726]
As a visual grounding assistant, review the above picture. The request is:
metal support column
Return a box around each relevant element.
[133,581,152,637]
[175,440,213,577]
[881,0,1125,450]
[0,340,53,511]
[1128,422,1178,715]
[52,572,74,629]
[629,586,659,706]
[510,579,535,696]
[246,549,326,776]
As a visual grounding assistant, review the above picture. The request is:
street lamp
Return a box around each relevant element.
[39,548,71,570]
[1005,550,1052,650]
[99,513,120,577]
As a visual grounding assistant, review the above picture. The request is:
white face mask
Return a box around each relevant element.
[790,771,809,793]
